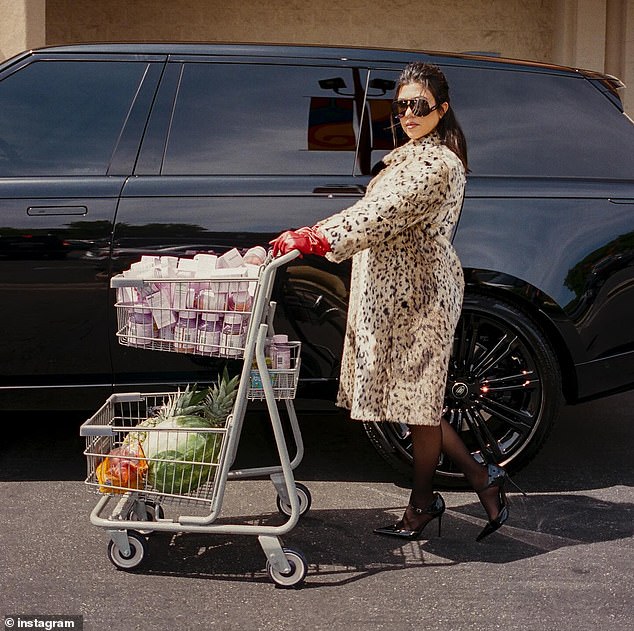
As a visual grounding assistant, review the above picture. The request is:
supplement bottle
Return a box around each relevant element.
[220,313,245,357]
[196,313,223,355]
[128,306,154,346]
[270,334,291,369]
[174,310,198,352]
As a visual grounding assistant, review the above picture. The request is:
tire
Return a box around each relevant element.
[125,501,164,535]
[266,548,308,588]
[107,531,147,570]
[363,292,562,486]
[276,483,312,517]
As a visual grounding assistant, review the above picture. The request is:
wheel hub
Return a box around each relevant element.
[447,375,483,405]
[451,381,470,400]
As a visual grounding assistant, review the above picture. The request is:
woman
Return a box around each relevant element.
[271,62,516,542]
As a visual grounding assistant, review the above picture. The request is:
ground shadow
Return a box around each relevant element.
[3,392,633,496]
[121,492,633,588]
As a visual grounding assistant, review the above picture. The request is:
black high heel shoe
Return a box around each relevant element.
[374,493,445,540]
[475,464,526,542]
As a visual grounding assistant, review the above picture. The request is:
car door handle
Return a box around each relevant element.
[312,186,366,197]
[27,206,88,216]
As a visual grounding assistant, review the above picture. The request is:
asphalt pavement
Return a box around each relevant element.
[0,391,632,631]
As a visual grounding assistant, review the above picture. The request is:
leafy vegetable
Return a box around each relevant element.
[131,370,239,495]
[141,415,218,494]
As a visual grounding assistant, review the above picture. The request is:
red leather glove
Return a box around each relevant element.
[270,226,331,258]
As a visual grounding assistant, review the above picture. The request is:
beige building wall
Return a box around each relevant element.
[0,0,632,112]
[0,0,45,61]
[43,0,559,63]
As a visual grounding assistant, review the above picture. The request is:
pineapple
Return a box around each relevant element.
[201,367,240,427]
[125,370,239,445]
[154,384,208,420]
[124,384,206,446]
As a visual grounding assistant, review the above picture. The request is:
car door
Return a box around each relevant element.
[0,53,164,409]
[110,56,373,392]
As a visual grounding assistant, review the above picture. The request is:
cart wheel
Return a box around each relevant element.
[126,501,164,535]
[266,548,308,588]
[276,483,312,518]
[107,531,147,570]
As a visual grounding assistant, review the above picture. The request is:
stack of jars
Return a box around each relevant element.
[120,246,266,356]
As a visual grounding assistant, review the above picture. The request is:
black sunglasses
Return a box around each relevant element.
[391,97,440,118]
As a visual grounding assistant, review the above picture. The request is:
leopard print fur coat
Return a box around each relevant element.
[317,132,466,425]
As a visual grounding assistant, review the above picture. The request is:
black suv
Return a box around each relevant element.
[1,43,633,482]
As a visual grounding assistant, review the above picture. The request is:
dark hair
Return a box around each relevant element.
[395,62,468,171]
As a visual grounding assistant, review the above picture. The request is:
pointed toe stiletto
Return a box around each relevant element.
[475,463,525,542]
[476,503,509,542]
[374,493,445,540]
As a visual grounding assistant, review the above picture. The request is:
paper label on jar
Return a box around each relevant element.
[198,289,227,311]
[128,320,154,345]
[220,332,245,357]
[196,328,221,355]
[174,323,197,352]
[173,284,196,310]
[272,344,291,369]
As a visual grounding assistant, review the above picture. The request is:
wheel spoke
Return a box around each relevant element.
[478,396,535,433]
[473,332,518,378]
[455,314,479,371]
[482,370,536,386]
[483,378,539,393]
[365,298,559,485]
[462,407,503,461]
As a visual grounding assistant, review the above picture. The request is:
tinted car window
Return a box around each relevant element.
[447,66,634,178]
[162,63,363,175]
[367,66,634,178]
[0,60,147,176]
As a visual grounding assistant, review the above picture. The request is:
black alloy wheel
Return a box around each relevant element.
[363,292,562,487]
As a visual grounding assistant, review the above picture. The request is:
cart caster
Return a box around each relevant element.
[266,548,308,588]
[276,483,312,518]
[126,501,164,535]
[107,531,147,570]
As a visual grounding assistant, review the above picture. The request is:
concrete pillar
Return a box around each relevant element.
[553,0,632,114]
[554,0,607,71]
[622,0,634,114]
[605,0,626,79]
[0,0,46,62]
[576,0,608,70]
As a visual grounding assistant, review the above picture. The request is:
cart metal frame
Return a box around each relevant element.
[81,250,311,587]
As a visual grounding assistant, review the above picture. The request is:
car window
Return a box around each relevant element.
[0,60,147,176]
[162,63,364,175]
[367,66,634,178]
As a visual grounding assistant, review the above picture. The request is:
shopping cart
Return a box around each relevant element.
[80,250,312,588]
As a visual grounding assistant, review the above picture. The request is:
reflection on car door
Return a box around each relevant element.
[110,58,369,389]
[0,56,163,405]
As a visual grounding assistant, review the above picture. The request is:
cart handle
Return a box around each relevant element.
[264,248,301,268]
[254,249,300,310]
[109,249,300,288]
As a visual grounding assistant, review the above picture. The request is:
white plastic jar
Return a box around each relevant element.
[196,313,223,355]
[174,310,198,352]
[220,313,245,357]
[270,334,291,369]
[128,306,154,346]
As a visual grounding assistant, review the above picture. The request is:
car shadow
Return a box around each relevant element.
[3,391,633,494]
[122,490,633,587]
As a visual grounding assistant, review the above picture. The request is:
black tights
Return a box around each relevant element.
[404,418,499,527]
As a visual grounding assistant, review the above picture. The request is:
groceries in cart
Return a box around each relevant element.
[96,443,147,494]
[112,246,267,355]
[91,373,238,497]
